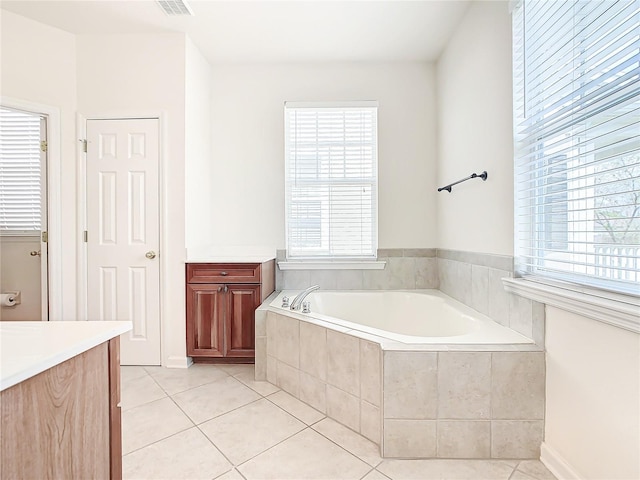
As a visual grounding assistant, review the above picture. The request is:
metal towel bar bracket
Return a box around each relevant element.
[438,171,488,193]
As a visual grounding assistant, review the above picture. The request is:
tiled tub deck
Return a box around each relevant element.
[255,308,545,459]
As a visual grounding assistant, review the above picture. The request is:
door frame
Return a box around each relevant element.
[0,96,62,321]
[78,111,167,365]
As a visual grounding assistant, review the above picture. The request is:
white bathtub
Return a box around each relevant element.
[270,289,533,345]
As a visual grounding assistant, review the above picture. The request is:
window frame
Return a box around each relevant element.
[510,0,640,332]
[283,100,379,262]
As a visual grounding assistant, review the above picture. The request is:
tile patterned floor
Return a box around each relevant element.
[121,364,558,480]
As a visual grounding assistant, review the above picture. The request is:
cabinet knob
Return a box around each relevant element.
[220,271,228,276]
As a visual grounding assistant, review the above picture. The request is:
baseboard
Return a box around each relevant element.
[165,355,192,369]
[540,442,582,480]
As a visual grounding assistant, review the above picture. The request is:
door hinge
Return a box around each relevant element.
[40,140,48,152]
[83,230,88,243]
[42,231,48,243]
[81,139,87,153]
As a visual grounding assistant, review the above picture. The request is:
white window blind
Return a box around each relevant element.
[513,0,640,295]
[285,102,378,259]
[0,107,43,234]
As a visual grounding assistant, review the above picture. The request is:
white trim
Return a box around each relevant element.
[165,355,192,369]
[1,96,62,322]
[278,260,386,270]
[76,113,88,321]
[284,100,379,109]
[540,442,582,480]
[503,277,639,334]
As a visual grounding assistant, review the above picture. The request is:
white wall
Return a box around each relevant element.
[76,33,188,366]
[438,2,640,477]
[185,37,213,248]
[209,62,437,250]
[0,10,77,319]
[436,0,513,256]
[544,307,640,479]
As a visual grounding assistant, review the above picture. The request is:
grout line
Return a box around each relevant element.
[121,424,194,457]
[191,395,266,427]
[233,426,311,469]
[359,467,376,480]
[263,390,326,426]
[310,419,382,468]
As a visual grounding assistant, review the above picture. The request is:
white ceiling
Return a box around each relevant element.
[0,0,471,63]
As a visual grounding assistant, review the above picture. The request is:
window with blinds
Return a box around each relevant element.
[285,101,378,259]
[513,0,640,295]
[0,107,44,235]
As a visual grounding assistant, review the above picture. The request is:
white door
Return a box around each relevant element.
[86,118,160,365]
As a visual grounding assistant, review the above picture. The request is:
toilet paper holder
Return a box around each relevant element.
[1,291,21,307]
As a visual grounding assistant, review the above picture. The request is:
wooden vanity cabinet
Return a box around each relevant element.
[1,338,122,480]
[186,260,274,362]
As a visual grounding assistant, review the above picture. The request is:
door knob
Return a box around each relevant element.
[30,250,41,257]
[145,251,157,259]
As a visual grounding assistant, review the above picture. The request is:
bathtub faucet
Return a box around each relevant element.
[290,285,320,311]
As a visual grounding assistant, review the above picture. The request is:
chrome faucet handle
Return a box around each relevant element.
[302,301,311,314]
[281,296,290,308]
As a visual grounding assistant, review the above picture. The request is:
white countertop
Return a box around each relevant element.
[0,321,132,391]
[186,246,276,264]
[187,256,276,263]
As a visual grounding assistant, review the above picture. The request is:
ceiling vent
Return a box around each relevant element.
[157,0,194,16]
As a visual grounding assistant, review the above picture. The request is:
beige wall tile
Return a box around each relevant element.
[488,268,511,326]
[255,309,267,337]
[383,419,436,458]
[266,312,277,357]
[267,355,277,384]
[309,270,338,290]
[300,322,327,381]
[362,267,392,290]
[471,265,489,315]
[532,301,545,347]
[360,400,381,446]
[326,385,360,432]
[492,352,545,419]
[384,351,437,419]
[299,371,327,414]
[438,352,491,419]
[360,340,381,407]
[509,295,533,339]
[491,420,544,458]
[416,257,438,289]
[276,360,300,397]
[327,330,360,396]
[388,257,415,289]
[276,314,300,368]
[255,336,267,380]
[282,270,311,290]
[336,270,364,290]
[437,421,490,458]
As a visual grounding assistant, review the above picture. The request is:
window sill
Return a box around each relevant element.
[502,277,639,334]
[278,260,386,271]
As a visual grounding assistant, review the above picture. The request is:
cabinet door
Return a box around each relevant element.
[186,284,225,357]
[225,284,260,358]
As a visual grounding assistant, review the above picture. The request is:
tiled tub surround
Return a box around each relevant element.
[255,307,545,459]
[276,248,544,347]
[437,249,546,347]
[276,249,438,290]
